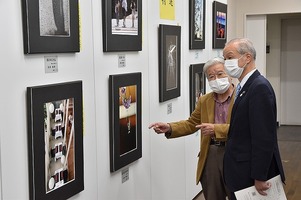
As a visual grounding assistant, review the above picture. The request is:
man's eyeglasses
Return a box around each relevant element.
[207,71,228,81]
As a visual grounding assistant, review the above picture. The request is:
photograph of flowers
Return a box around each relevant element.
[27,81,84,200]
[109,72,142,172]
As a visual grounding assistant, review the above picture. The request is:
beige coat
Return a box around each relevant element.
[168,92,234,184]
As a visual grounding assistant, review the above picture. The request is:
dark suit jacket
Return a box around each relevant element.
[224,70,285,192]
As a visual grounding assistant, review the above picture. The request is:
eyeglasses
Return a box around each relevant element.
[207,71,228,81]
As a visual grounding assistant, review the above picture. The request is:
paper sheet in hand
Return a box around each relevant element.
[234,175,287,200]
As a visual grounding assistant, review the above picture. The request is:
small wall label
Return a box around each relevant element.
[121,167,129,183]
[118,54,126,68]
[45,56,58,73]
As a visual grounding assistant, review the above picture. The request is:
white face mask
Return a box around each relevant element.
[209,77,230,94]
[224,56,246,78]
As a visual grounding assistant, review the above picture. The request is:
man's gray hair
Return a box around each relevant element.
[203,57,225,75]
[226,38,256,60]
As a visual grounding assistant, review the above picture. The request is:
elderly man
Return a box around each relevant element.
[149,57,235,200]
[222,38,285,200]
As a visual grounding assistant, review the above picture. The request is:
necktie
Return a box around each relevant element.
[235,83,241,101]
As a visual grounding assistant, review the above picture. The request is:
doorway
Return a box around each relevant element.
[280,18,301,125]
[247,13,301,125]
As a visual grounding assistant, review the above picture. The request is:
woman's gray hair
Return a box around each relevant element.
[226,38,256,60]
[203,57,225,75]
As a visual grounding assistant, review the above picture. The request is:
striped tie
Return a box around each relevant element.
[235,83,241,101]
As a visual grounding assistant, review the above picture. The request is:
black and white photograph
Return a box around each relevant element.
[21,0,80,53]
[39,0,70,37]
[159,24,181,102]
[166,35,178,91]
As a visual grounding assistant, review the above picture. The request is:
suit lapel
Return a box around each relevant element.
[227,92,235,123]
[230,70,261,123]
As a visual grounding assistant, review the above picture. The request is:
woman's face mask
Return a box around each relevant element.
[208,77,230,94]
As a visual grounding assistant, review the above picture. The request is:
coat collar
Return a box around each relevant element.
[205,89,235,123]
[231,70,261,118]
[240,69,260,92]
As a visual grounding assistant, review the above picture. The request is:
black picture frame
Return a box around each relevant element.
[189,0,206,49]
[102,0,142,52]
[212,1,227,49]
[189,63,206,114]
[109,72,142,172]
[21,0,80,54]
[27,81,84,200]
[158,24,181,102]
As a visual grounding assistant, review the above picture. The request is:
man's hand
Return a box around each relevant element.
[196,123,215,137]
[255,179,271,196]
[148,122,170,134]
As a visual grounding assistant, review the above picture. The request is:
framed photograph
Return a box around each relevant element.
[158,24,181,102]
[212,1,227,49]
[102,0,142,52]
[189,0,206,49]
[21,0,80,54]
[27,81,83,200]
[189,63,206,113]
[109,72,142,172]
